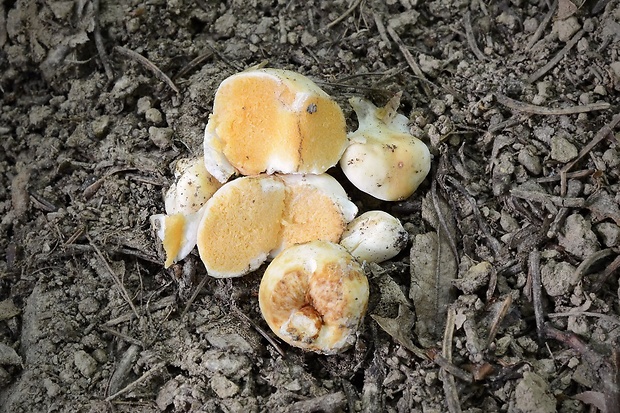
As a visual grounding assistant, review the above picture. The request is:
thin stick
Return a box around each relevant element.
[496,94,610,116]
[181,274,210,319]
[174,51,213,80]
[440,307,463,413]
[105,362,166,401]
[92,0,114,80]
[324,0,363,30]
[527,29,584,83]
[560,112,620,195]
[104,295,176,327]
[231,306,286,357]
[535,169,594,183]
[510,189,584,209]
[486,295,512,348]
[529,249,544,341]
[114,46,180,95]
[592,255,620,293]
[548,311,620,326]
[100,325,144,347]
[526,0,557,50]
[87,234,139,319]
[372,12,391,46]
[386,25,432,98]
[463,12,489,61]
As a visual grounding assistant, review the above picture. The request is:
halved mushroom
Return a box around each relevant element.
[259,240,369,354]
[339,93,431,201]
[150,210,203,268]
[165,157,223,215]
[204,68,348,182]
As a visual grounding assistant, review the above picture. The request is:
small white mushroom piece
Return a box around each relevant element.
[339,210,408,263]
[339,93,431,201]
[164,157,223,215]
[150,210,203,268]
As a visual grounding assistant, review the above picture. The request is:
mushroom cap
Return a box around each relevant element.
[197,175,286,278]
[272,174,358,257]
[259,240,369,354]
[165,157,223,215]
[340,96,431,201]
[340,210,408,263]
[204,68,348,182]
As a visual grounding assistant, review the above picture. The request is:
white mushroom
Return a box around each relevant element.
[203,68,348,182]
[339,93,431,201]
[340,210,408,263]
[259,240,369,354]
[164,157,223,215]
[150,210,203,268]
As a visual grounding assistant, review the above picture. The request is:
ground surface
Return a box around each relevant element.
[1,0,620,412]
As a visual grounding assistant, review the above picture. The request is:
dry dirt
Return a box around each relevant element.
[1,0,620,412]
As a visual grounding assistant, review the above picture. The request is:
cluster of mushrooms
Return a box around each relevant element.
[151,68,431,354]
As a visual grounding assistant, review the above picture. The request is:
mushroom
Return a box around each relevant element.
[150,210,203,268]
[164,157,223,215]
[259,240,369,354]
[340,210,408,263]
[339,93,431,201]
[197,175,287,278]
[195,173,357,278]
[273,173,358,257]
[204,68,348,182]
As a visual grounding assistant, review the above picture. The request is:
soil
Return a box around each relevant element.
[1,0,620,412]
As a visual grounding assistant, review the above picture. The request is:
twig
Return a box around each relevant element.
[87,234,139,319]
[231,306,286,357]
[114,46,180,95]
[100,325,144,347]
[440,306,463,413]
[174,51,213,80]
[104,295,176,327]
[372,12,391,46]
[289,392,347,413]
[324,0,363,30]
[181,274,210,319]
[105,362,166,401]
[443,175,502,258]
[526,0,557,50]
[496,93,610,115]
[92,0,114,80]
[560,112,620,195]
[486,294,512,348]
[510,189,584,209]
[548,311,620,326]
[527,29,585,83]
[592,254,620,293]
[432,353,473,383]
[529,249,544,341]
[386,25,432,98]
[572,248,615,282]
[463,12,489,61]
[432,179,459,264]
[535,169,594,183]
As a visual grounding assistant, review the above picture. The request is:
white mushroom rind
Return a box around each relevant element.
[164,157,223,215]
[340,95,431,201]
[150,209,203,267]
[259,241,369,354]
[340,210,408,263]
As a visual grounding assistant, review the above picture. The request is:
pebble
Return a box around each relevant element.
[596,222,620,247]
[149,127,173,149]
[210,374,239,398]
[418,54,441,76]
[550,135,578,163]
[523,17,538,33]
[500,209,520,232]
[553,16,581,42]
[514,372,556,413]
[0,342,22,365]
[78,297,100,315]
[558,213,600,260]
[517,147,542,175]
[611,62,620,79]
[453,261,491,294]
[43,377,61,398]
[91,116,110,139]
[429,99,446,116]
[541,259,577,296]
[29,105,52,129]
[74,350,98,378]
[137,96,152,115]
[145,108,163,125]
[602,148,620,168]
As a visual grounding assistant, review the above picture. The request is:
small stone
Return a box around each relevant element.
[300,31,317,47]
[78,297,100,315]
[593,85,607,96]
[91,116,110,139]
[550,135,578,163]
[517,147,542,175]
[602,148,620,168]
[43,377,61,397]
[92,348,108,364]
[418,54,441,76]
[596,222,620,247]
[156,378,180,410]
[0,299,20,321]
[0,342,22,365]
[514,372,556,413]
[558,213,600,260]
[145,108,163,125]
[611,62,620,79]
[541,259,578,296]
[523,17,538,33]
[500,210,520,232]
[149,127,173,149]
[29,105,52,129]
[210,374,239,398]
[74,350,98,378]
[429,99,446,116]
[137,97,152,115]
[453,261,491,294]
[553,16,581,42]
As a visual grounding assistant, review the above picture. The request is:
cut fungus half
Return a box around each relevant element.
[150,210,203,268]
[340,210,408,263]
[259,240,369,354]
[340,93,431,201]
[204,68,348,182]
